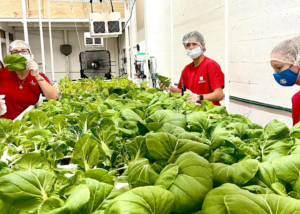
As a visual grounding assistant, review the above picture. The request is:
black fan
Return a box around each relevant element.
[86,38,93,45]
[93,21,106,33]
[108,21,120,33]
[94,38,102,45]
[79,50,112,79]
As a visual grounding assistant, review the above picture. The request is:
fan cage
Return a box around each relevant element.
[108,21,120,33]
[94,38,102,44]
[86,38,93,44]
[93,21,106,33]
[79,50,112,79]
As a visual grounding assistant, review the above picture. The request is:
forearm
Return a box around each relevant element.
[170,85,181,93]
[36,75,59,100]
[202,88,224,102]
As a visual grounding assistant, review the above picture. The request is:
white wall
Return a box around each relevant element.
[14,29,119,82]
[228,0,300,127]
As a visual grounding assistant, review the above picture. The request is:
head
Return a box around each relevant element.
[182,31,206,51]
[182,31,206,60]
[9,40,33,61]
[270,36,300,86]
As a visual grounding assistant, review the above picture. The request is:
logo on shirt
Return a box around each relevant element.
[198,76,206,84]
[30,80,37,86]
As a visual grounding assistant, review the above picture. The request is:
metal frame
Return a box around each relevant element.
[38,0,46,74]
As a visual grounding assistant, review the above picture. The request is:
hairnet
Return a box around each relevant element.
[182,31,206,51]
[9,40,32,53]
[270,36,300,67]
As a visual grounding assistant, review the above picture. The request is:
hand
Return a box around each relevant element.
[0,95,7,116]
[158,80,170,91]
[184,91,198,103]
[26,59,39,77]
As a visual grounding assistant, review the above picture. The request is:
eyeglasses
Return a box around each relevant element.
[184,42,201,48]
[11,49,30,55]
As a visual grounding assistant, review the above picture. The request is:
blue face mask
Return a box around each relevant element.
[273,65,300,86]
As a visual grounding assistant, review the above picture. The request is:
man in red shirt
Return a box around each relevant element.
[270,36,300,126]
[159,31,224,105]
[0,40,58,120]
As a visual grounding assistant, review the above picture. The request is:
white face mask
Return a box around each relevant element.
[19,53,31,61]
[186,46,203,59]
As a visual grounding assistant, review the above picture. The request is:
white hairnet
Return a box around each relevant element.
[9,40,32,53]
[182,31,206,51]
[270,36,300,67]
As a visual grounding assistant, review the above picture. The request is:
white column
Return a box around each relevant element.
[129,0,134,80]
[5,31,9,55]
[21,0,29,44]
[64,30,70,78]
[224,0,229,110]
[37,0,46,74]
[47,0,55,82]
[125,25,130,80]
[144,0,149,84]
[170,0,174,86]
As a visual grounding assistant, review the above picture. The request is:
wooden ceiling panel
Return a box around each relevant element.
[0,0,125,19]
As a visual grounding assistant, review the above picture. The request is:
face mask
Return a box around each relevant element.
[186,46,203,59]
[273,65,300,86]
[19,53,31,61]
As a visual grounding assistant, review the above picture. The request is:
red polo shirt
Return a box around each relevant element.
[292,91,300,126]
[0,68,51,120]
[177,56,224,105]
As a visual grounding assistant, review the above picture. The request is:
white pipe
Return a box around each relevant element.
[5,31,9,55]
[21,0,29,44]
[64,30,69,78]
[144,0,149,85]
[47,0,55,82]
[129,0,134,80]
[37,0,46,74]
[170,0,174,86]
[125,25,130,80]
[224,0,229,110]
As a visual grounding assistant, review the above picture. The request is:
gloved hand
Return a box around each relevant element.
[158,80,170,91]
[184,90,198,103]
[26,59,39,77]
[0,95,7,116]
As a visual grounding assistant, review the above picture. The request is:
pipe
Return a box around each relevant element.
[64,30,70,78]
[5,31,9,55]
[21,0,29,44]
[230,95,292,113]
[129,0,134,80]
[37,0,46,74]
[47,0,55,82]
[144,0,149,85]
[170,0,174,86]
[224,0,229,111]
[125,20,130,79]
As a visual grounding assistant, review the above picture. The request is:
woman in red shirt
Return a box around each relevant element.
[0,40,58,120]
[159,31,224,105]
[270,36,300,126]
